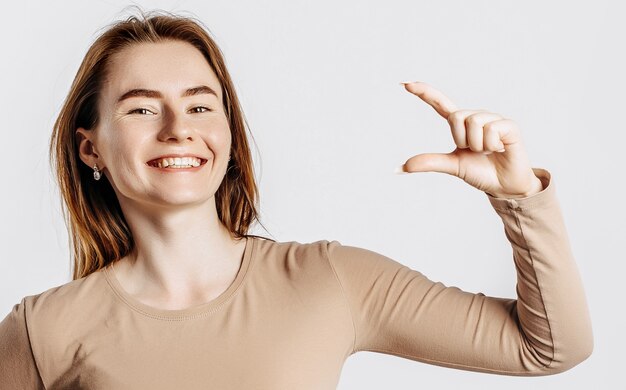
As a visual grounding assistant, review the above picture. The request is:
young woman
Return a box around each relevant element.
[0,10,593,389]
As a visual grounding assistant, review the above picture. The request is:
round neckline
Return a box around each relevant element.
[103,236,255,320]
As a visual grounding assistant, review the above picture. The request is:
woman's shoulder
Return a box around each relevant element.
[0,269,117,387]
[249,236,352,282]
[252,235,338,259]
[16,268,111,327]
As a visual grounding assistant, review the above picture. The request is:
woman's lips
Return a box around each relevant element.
[146,158,209,172]
[146,157,208,167]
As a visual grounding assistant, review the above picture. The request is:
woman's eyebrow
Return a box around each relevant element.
[115,85,218,104]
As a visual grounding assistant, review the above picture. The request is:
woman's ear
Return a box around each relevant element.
[75,127,101,168]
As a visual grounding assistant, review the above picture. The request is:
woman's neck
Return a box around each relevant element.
[111,197,246,309]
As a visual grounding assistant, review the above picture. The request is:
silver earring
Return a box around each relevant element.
[93,164,101,181]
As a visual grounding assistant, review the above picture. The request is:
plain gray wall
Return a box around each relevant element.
[1,1,623,388]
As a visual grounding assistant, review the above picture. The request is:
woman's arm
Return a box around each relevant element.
[324,167,593,375]
[0,297,46,388]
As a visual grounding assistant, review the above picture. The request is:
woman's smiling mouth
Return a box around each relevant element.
[146,156,209,170]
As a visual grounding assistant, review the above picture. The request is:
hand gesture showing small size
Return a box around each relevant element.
[399,81,544,199]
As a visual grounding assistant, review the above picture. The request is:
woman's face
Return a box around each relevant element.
[76,40,231,209]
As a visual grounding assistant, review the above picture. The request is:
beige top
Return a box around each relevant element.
[0,167,593,389]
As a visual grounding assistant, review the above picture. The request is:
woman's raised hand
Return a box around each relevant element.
[398,81,544,199]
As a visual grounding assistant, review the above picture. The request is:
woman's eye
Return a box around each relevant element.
[127,107,210,115]
[128,108,155,115]
[190,106,211,113]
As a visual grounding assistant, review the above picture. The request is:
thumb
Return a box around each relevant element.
[402,152,459,177]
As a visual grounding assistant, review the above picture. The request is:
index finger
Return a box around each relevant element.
[401,81,459,120]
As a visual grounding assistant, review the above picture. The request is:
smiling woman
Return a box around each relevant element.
[54,13,266,281]
[0,6,593,390]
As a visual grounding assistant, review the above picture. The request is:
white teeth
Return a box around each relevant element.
[151,156,202,168]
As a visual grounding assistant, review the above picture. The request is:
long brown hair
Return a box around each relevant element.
[49,7,273,280]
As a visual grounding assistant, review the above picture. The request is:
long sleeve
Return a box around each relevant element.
[0,297,45,388]
[324,167,593,376]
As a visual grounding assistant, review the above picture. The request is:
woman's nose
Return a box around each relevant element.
[158,107,194,142]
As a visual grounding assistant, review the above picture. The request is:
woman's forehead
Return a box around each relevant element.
[103,41,222,101]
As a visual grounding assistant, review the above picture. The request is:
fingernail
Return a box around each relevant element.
[399,81,419,86]
[496,148,506,153]
[394,164,408,174]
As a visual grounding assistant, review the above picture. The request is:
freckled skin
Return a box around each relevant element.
[87,41,231,206]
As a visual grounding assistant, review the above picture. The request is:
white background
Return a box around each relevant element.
[1,1,624,388]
